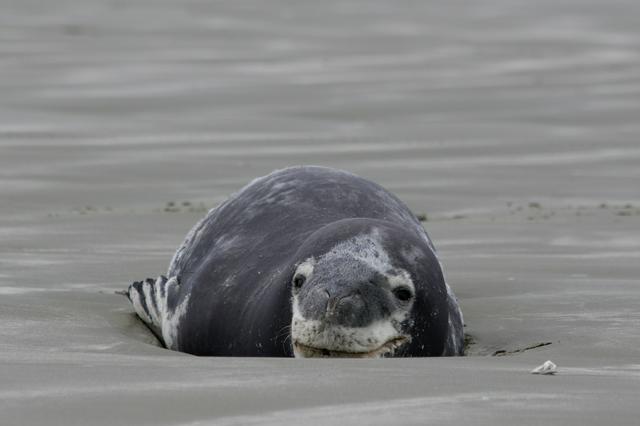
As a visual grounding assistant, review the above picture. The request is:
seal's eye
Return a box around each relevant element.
[293,274,306,290]
[392,286,413,302]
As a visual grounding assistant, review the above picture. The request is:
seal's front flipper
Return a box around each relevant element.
[127,275,179,348]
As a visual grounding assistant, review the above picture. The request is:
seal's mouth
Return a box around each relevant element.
[293,336,409,358]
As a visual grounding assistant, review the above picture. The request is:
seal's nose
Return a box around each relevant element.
[324,289,366,324]
[297,262,392,327]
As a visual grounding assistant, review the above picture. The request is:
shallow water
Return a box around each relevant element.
[1,0,640,424]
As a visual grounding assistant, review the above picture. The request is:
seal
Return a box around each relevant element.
[126,166,464,357]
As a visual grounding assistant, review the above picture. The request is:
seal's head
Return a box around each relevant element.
[290,218,454,358]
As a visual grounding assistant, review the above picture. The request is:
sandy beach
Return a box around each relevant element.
[1,0,639,424]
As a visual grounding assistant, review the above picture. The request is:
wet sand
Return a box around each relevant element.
[1,0,640,424]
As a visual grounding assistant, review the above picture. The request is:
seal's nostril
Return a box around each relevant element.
[326,296,340,314]
[324,291,364,321]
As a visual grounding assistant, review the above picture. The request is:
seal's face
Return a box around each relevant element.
[290,232,415,358]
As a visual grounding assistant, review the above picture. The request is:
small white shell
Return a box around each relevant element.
[531,360,558,375]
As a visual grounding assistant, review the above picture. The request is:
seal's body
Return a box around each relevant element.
[127,166,464,357]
